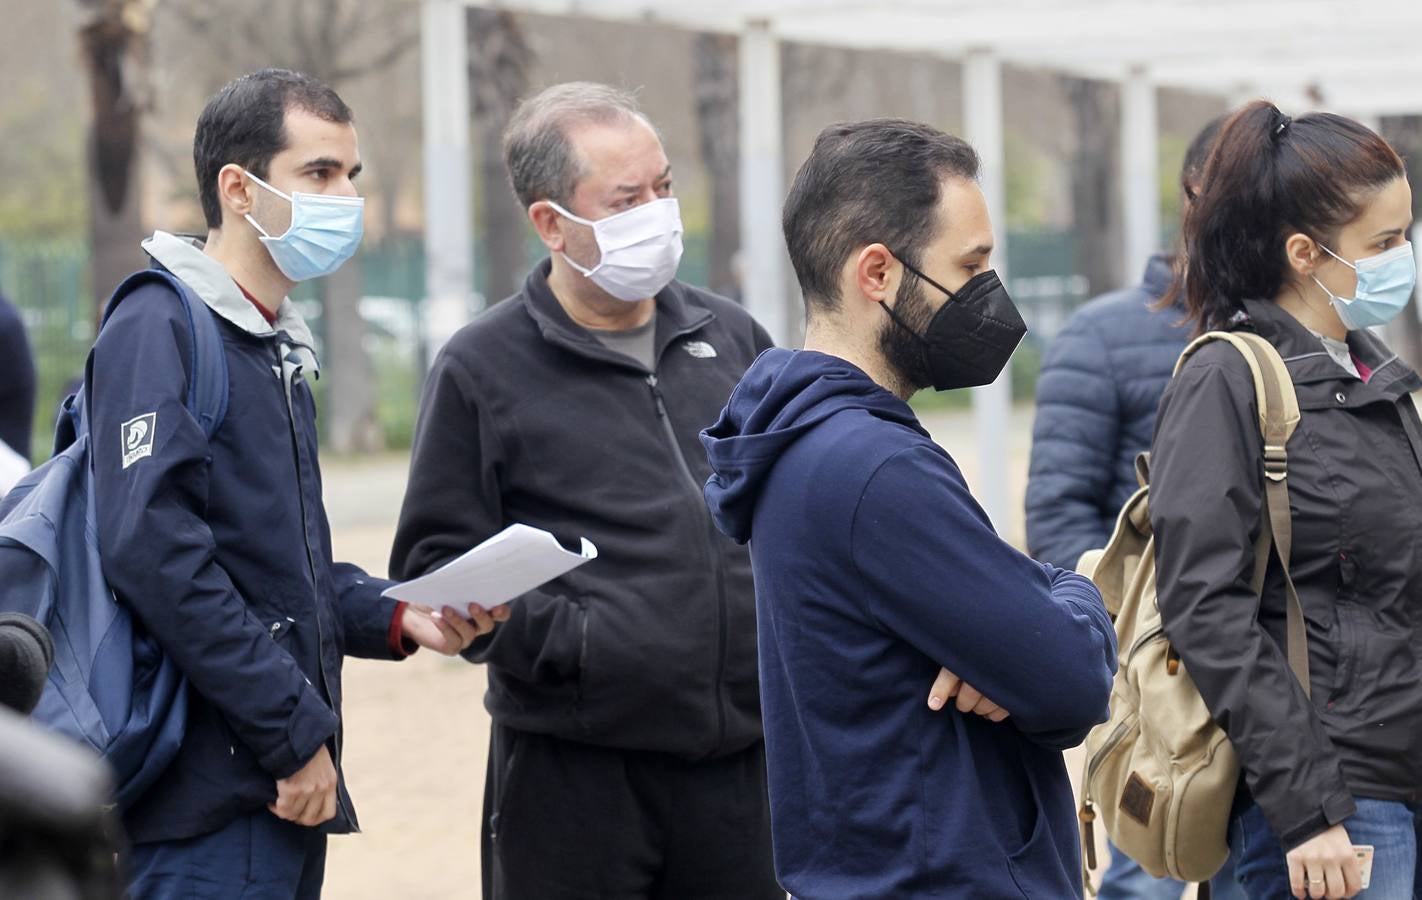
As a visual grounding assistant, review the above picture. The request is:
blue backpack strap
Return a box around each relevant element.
[98,265,229,439]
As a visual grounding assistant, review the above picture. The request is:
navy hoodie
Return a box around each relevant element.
[702,349,1116,899]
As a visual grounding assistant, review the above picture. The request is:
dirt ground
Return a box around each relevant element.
[321,522,491,900]
[315,410,1197,899]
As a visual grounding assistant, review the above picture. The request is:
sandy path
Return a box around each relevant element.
[320,522,492,900]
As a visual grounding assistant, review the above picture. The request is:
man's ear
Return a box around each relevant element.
[1284,231,1323,279]
[215,164,255,224]
[853,243,897,307]
[528,201,566,252]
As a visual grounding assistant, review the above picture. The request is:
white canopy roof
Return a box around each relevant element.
[468,0,1422,116]
[424,0,1420,532]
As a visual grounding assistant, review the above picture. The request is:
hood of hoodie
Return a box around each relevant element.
[700,348,925,544]
[141,230,320,374]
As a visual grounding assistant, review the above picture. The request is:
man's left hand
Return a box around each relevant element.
[927,666,1010,722]
[401,602,511,656]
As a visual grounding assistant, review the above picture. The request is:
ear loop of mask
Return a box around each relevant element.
[877,258,939,346]
[1310,243,1355,304]
[241,169,292,240]
[545,201,603,276]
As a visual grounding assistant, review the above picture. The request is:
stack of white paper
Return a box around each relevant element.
[382,523,597,610]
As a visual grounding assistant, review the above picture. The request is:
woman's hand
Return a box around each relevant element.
[1286,823,1362,899]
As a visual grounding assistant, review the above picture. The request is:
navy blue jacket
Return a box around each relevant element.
[0,291,36,458]
[91,233,407,844]
[702,349,1116,899]
[1025,254,1189,570]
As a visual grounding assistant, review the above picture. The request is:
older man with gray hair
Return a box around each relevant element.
[390,82,779,899]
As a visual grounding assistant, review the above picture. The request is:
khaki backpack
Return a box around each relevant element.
[1076,331,1311,893]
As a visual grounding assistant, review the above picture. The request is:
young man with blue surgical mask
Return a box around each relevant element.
[90,69,506,899]
[391,81,781,899]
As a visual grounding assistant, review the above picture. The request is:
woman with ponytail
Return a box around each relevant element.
[1150,101,1420,900]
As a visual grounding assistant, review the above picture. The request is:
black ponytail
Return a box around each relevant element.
[1167,100,1405,333]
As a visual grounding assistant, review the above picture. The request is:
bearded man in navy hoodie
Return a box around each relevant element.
[702,119,1117,899]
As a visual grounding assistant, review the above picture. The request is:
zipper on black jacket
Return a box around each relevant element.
[274,344,355,830]
[646,373,730,756]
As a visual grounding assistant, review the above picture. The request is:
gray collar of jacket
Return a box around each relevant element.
[1239,297,1422,395]
[140,230,320,374]
[519,258,715,372]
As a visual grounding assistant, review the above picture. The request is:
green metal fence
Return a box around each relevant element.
[1,228,1081,461]
[0,239,92,462]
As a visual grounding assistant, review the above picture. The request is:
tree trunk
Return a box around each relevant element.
[469,9,533,306]
[1067,77,1125,298]
[479,115,527,305]
[87,134,146,321]
[694,33,741,300]
[79,9,147,322]
[321,253,381,454]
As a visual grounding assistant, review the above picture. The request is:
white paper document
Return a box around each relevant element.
[381,524,597,610]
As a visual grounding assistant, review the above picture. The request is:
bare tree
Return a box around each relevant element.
[163,0,419,88]
[74,0,157,323]
[468,8,534,306]
[167,0,420,454]
[693,33,740,300]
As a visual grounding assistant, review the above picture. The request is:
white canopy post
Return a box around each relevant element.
[963,47,1014,535]
[421,0,475,367]
[738,18,792,347]
[1121,65,1160,284]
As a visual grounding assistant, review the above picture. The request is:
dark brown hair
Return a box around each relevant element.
[1168,100,1405,332]
[194,69,353,229]
[783,118,979,314]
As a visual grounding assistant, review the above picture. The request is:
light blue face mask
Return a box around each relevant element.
[1312,241,1417,330]
[243,169,365,281]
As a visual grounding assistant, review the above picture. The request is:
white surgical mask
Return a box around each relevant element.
[548,197,683,302]
[243,169,364,282]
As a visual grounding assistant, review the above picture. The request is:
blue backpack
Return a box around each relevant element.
[0,264,228,810]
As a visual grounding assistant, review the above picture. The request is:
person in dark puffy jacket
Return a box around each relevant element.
[1026,116,1220,574]
[1026,117,1240,900]
[1154,102,1421,900]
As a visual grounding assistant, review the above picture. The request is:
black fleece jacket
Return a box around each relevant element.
[391,260,774,759]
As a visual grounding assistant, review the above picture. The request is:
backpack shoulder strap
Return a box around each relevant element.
[1175,330,1310,695]
[101,266,229,440]
[1176,331,1301,450]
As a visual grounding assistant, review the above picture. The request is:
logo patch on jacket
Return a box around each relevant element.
[121,413,157,469]
[684,340,718,359]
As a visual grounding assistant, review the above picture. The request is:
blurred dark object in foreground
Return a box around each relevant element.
[0,614,125,899]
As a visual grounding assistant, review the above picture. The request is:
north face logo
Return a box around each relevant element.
[121,413,157,469]
[684,340,718,359]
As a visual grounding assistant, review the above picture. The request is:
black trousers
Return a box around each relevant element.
[481,724,781,900]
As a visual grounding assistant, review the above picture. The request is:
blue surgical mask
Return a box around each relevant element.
[243,170,365,281]
[1312,241,1417,331]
